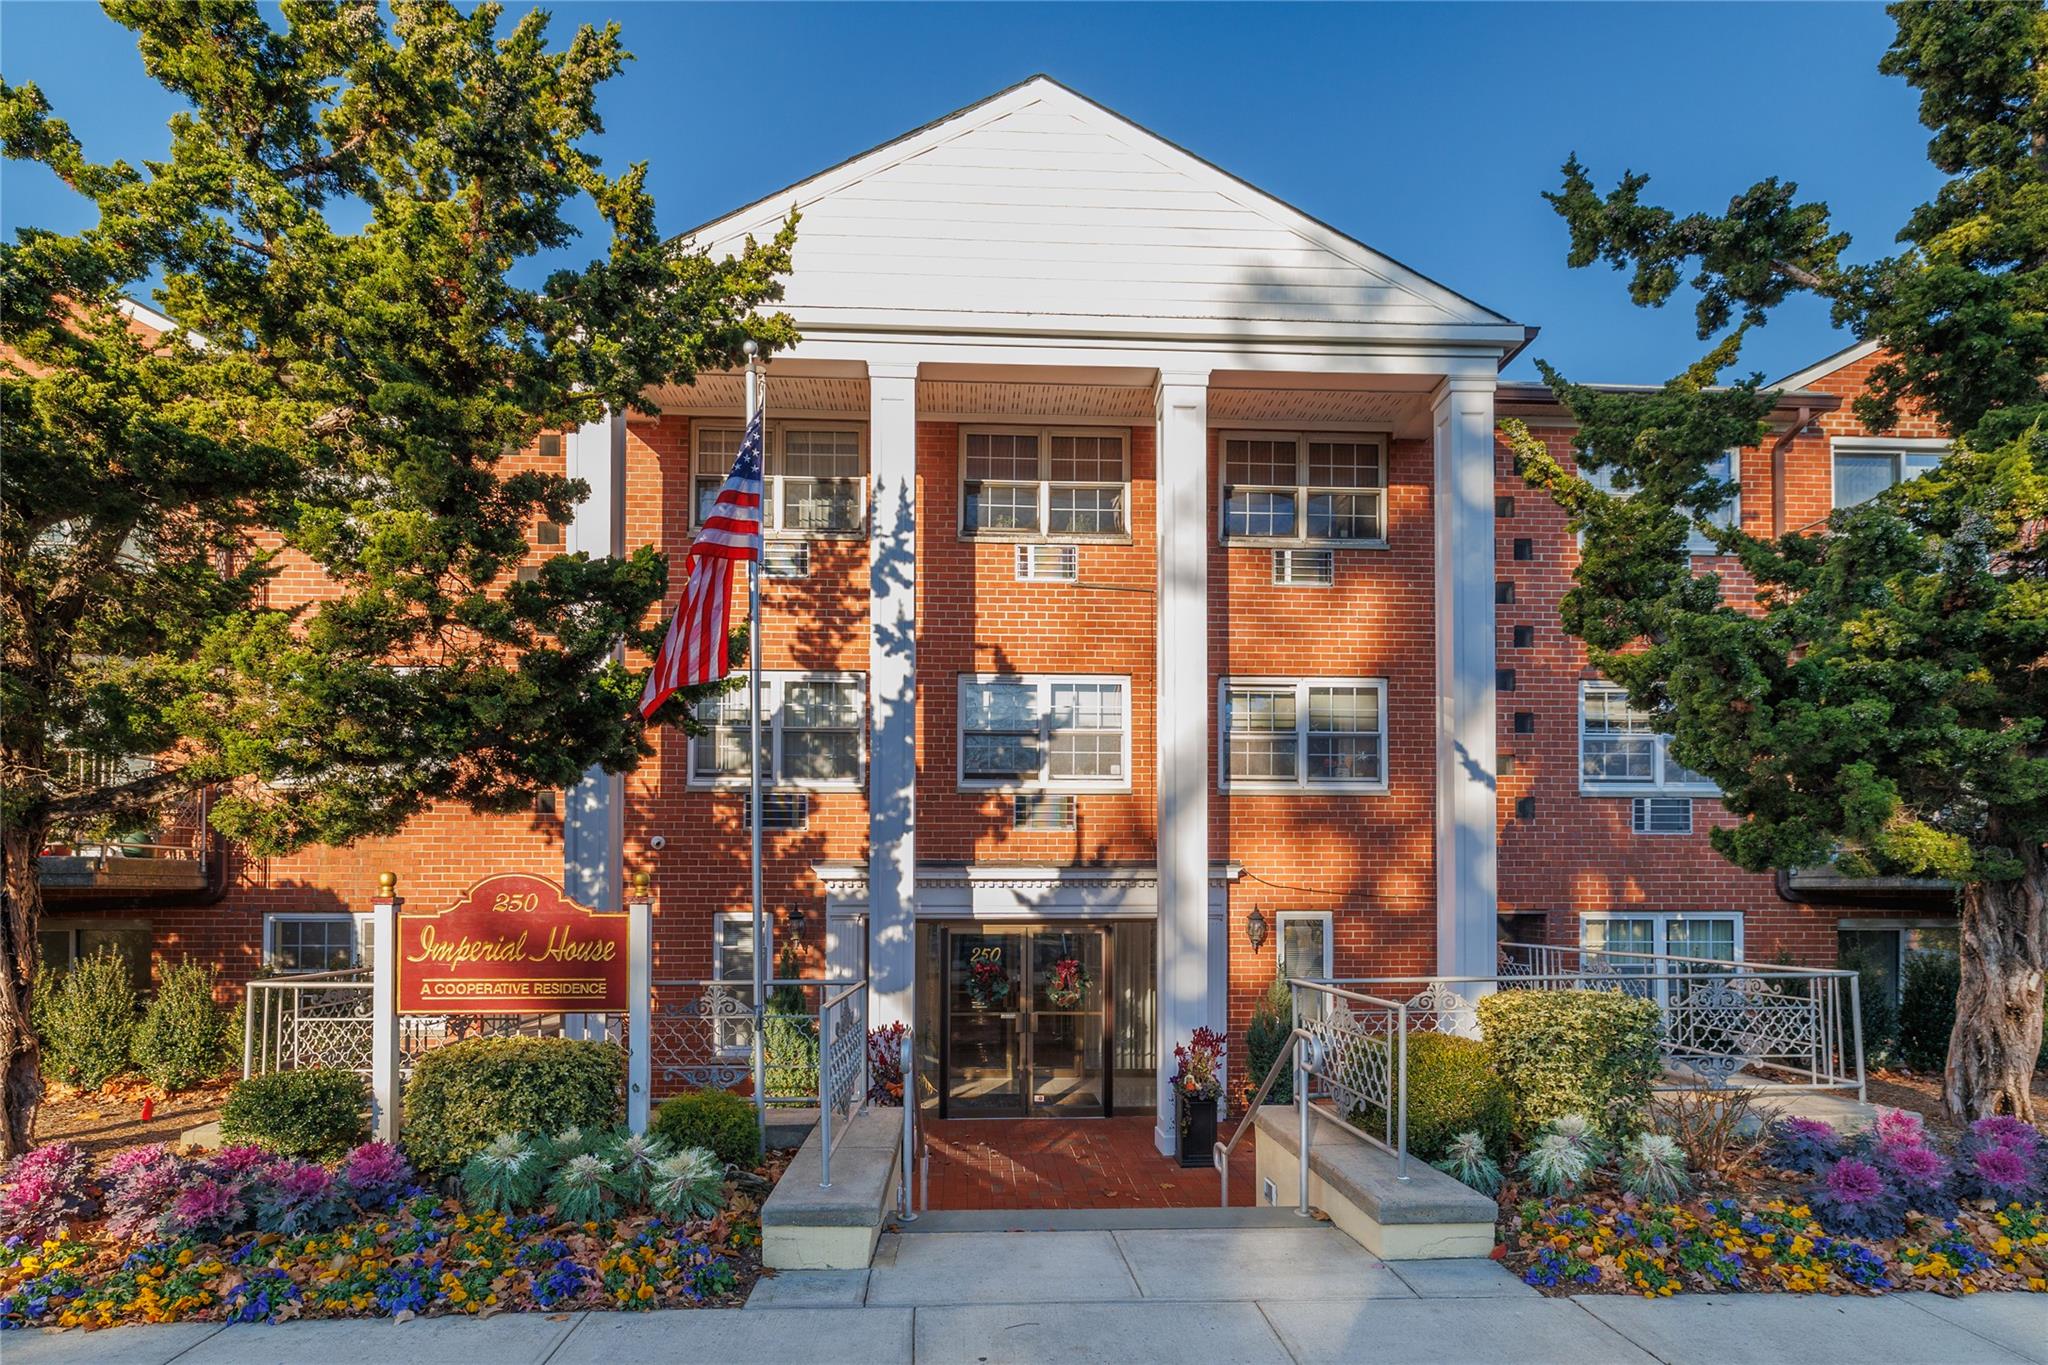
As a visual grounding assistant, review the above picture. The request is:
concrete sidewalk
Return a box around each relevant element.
[9,1228,2045,1364]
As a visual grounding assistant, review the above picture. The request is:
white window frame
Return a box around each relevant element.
[1578,681,1718,797]
[712,911,772,1057]
[690,420,869,540]
[956,673,1133,792]
[262,912,373,974]
[1579,450,1739,556]
[1219,677,1390,794]
[958,425,1131,541]
[1580,911,1744,966]
[1275,910,1334,981]
[1829,437,1950,511]
[1219,430,1389,548]
[685,672,867,791]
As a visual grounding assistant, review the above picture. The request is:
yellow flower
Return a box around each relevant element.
[637,1284,654,1301]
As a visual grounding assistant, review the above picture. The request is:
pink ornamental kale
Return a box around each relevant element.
[1965,1116,2041,1161]
[163,1175,250,1242]
[1807,1156,1907,1239]
[103,1143,174,1182]
[207,1145,281,1178]
[1874,1108,1926,1147]
[1875,1136,1957,1217]
[337,1142,414,1208]
[252,1160,344,1236]
[0,1143,95,1241]
[104,1149,186,1243]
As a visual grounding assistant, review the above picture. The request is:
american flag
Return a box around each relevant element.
[639,411,763,718]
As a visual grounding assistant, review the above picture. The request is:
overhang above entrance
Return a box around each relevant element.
[813,862,1241,919]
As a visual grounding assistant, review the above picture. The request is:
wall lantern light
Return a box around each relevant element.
[1245,907,1269,954]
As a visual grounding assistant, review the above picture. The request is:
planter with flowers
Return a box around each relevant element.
[1172,1028,1226,1168]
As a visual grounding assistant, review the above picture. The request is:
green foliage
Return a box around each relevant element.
[1356,1033,1512,1164]
[1619,1131,1692,1202]
[459,1133,547,1214]
[763,942,819,1099]
[401,1037,622,1175]
[649,1088,758,1171]
[1512,1,2048,1118]
[1898,950,1961,1073]
[0,0,796,1148]
[647,1146,726,1222]
[1519,1132,1594,1197]
[598,1130,670,1205]
[1242,978,1294,1106]
[1431,1130,1505,1196]
[1478,990,1662,1143]
[130,958,233,1092]
[546,1151,619,1224]
[36,948,138,1089]
[219,1067,367,1158]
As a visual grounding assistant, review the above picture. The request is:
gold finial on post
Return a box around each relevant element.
[377,871,397,897]
[630,869,652,899]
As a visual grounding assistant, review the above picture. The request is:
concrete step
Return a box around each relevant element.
[891,1207,1318,1233]
[1253,1105,1497,1260]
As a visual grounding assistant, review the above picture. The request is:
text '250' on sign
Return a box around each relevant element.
[395,873,628,1015]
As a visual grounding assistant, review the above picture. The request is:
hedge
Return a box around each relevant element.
[1477,988,1662,1143]
[36,948,138,1089]
[650,1088,759,1169]
[220,1067,369,1157]
[131,959,235,1092]
[401,1036,623,1174]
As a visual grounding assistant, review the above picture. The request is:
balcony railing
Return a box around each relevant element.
[38,784,215,896]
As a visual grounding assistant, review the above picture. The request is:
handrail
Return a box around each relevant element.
[1213,1025,1306,1209]
[1498,940,1862,977]
[815,979,869,1190]
[897,1032,918,1221]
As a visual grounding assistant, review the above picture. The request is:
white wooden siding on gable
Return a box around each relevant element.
[687,80,1512,341]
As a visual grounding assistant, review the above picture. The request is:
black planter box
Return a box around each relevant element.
[1177,1093,1218,1168]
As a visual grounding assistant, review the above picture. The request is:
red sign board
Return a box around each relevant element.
[396,873,628,1015]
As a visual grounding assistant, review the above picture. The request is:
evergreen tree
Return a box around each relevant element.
[1504,1,2045,1119]
[0,0,796,1154]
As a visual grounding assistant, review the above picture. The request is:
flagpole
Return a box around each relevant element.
[743,340,768,1155]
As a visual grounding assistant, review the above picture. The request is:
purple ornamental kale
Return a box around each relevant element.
[1807,1156,1907,1240]
[1961,1143,2039,1205]
[1875,1136,1957,1217]
[252,1161,345,1236]
[1767,1116,1844,1175]
[337,1142,414,1208]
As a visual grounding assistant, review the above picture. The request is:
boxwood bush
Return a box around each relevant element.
[1392,1033,1513,1162]
[37,948,139,1089]
[401,1036,623,1174]
[1897,950,1959,1073]
[1477,988,1662,1143]
[131,959,235,1092]
[220,1067,369,1157]
[650,1087,759,1170]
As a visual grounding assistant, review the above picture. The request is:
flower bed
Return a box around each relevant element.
[0,1135,790,1330]
[1497,1111,2048,1297]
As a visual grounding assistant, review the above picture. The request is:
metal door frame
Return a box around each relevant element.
[936,921,1114,1119]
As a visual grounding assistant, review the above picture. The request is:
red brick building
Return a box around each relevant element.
[39,81,1953,1150]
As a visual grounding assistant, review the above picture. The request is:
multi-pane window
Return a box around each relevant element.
[1277,911,1333,980]
[712,913,768,1054]
[694,424,866,536]
[689,673,865,788]
[1579,682,1714,794]
[265,914,366,973]
[1580,451,1740,555]
[1221,433,1386,545]
[1222,679,1388,792]
[1832,440,1947,510]
[1582,913,1742,1001]
[958,676,1130,789]
[961,428,1128,538]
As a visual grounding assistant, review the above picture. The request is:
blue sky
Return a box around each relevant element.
[2,2,1938,384]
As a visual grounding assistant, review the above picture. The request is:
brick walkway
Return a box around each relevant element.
[921,1115,1257,1209]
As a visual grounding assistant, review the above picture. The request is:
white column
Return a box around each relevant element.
[866,363,919,1029]
[1431,378,1500,981]
[563,408,629,916]
[626,877,653,1133]
[369,874,402,1142]
[1154,370,1211,1152]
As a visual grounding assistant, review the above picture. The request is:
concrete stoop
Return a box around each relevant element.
[1252,1105,1498,1259]
[760,1107,901,1271]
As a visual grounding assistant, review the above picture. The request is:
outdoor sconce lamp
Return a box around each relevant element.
[1245,907,1268,954]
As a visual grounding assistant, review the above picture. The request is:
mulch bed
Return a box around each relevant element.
[30,1077,233,1156]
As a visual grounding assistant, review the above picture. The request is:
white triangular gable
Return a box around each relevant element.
[685,77,1518,345]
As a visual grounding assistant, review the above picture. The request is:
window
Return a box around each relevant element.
[1276,911,1333,981]
[36,921,152,991]
[1221,432,1386,546]
[1581,913,1742,995]
[1581,451,1739,555]
[1839,922,1958,1011]
[713,913,770,1055]
[1579,682,1715,795]
[961,428,1128,538]
[1832,439,1948,510]
[958,675,1130,790]
[688,674,865,788]
[264,914,370,973]
[694,423,867,537]
[1222,678,1388,792]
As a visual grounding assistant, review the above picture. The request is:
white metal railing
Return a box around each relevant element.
[1327,939,1866,1099]
[1216,979,1410,1209]
[645,978,852,1107]
[816,979,870,1189]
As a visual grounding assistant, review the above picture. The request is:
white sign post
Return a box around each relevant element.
[627,871,654,1133]
[369,871,403,1142]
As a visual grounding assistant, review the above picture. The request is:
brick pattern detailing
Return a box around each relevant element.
[922,1116,1254,1209]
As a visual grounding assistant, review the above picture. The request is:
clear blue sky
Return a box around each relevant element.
[1,1,1938,385]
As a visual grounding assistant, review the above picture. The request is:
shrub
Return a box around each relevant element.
[1477,989,1661,1143]
[1431,1130,1503,1196]
[1353,1033,1511,1164]
[868,1021,909,1105]
[1650,1089,1777,1177]
[1896,950,1959,1073]
[400,1036,623,1174]
[220,1068,369,1158]
[38,947,139,1089]
[648,1147,726,1221]
[130,958,234,1092]
[1241,978,1295,1107]
[764,941,820,1100]
[650,1088,759,1170]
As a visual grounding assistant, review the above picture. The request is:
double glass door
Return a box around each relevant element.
[942,925,1110,1117]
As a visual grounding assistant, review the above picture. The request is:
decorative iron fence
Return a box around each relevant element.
[816,980,870,1188]
[645,978,847,1105]
[1324,939,1865,1098]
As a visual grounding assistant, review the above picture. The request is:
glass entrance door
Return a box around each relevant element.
[941,924,1111,1117]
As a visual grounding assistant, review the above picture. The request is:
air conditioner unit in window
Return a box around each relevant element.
[1015,544,1079,583]
[1631,797,1693,835]
[1012,792,1077,831]
[761,542,811,579]
[745,792,809,832]
[1271,549,1334,587]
